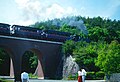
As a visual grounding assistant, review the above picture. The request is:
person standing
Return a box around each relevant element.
[21,72,29,82]
[81,69,87,82]
[78,70,82,82]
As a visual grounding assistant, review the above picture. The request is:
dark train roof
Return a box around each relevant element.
[13,25,71,36]
[0,23,11,26]
[44,29,71,36]
[12,25,33,28]
[12,25,42,30]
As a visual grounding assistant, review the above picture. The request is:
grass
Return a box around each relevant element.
[0,78,13,82]
[29,73,38,79]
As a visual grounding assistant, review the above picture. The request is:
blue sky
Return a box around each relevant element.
[0,0,120,25]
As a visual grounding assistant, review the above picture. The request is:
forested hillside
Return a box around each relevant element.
[33,16,120,75]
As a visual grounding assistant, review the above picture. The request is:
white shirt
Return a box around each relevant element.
[78,71,82,76]
[21,72,29,80]
[81,69,87,76]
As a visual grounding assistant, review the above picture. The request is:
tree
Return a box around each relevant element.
[22,51,38,73]
[62,40,75,56]
[0,48,8,65]
[0,48,10,75]
[96,40,120,74]
[88,26,109,42]
[73,41,99,71]
[59,24,79,35]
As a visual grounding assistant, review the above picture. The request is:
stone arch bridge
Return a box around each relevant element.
[0,35,63,81]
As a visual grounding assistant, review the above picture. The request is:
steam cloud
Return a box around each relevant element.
[52,17,88,34]
[68,18,88,34]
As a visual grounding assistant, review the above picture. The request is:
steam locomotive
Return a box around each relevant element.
[0,23,79,42]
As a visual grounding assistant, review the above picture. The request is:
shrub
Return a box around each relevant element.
[86,72,95,80]
[67,73,78,80]
[67,71,105,80]
[86,71,105,80]
[95,71,105,80]
[29,73,38,79]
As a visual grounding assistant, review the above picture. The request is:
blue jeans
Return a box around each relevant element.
[22,78,28,82]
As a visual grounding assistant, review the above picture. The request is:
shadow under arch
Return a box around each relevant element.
[0,45,14,77]
[22,48,44,79]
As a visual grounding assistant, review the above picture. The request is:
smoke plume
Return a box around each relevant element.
[52,17,88,34]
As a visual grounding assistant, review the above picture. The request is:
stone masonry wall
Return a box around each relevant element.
[109,73,120,82]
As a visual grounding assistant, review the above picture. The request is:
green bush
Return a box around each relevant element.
[95,71,105,80]
[67,73,78,80]
[86,71,105,80]
[86,72,95,80]
[29,73,38,79]
[66,71,105,80]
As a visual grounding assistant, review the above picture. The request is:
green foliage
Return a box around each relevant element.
[32,16,120,43]
[0,48,7,65]
[86,71,105,80]
[22,51,38,73]
[0,48,10,75]
[67,71,105,80]
[86,72,95,80]
[96,40,120,74]
[29,73,38,78]
[29,55,38,68]
[0,78,13,82]
[62,40,75,55]
[67,73,78,80]
[95,71,105,80]
[59,24,82,35]
[88,26,109,42]
[73,41,99,71]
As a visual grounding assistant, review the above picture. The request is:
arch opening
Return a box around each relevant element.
[0,47,11,76]
[22,49,44,79]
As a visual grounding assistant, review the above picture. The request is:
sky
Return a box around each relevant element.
[0,0,120,26]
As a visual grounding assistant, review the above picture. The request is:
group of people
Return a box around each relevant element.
[78,69,87,82]
[20,69,86,82]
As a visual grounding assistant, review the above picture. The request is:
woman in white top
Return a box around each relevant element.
[81,69,87,82]
[78,70,82,82]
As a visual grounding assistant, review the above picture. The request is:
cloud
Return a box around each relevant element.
[45,4,78,20]
[14,0,79,25]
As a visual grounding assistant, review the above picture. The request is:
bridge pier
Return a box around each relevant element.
[38,59,44,79]
[10,58,14,78]
[13,51,22,82]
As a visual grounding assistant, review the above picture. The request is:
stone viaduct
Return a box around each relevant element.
[0,35,63,81]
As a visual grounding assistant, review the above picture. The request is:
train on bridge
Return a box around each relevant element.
[0,23,80,42]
